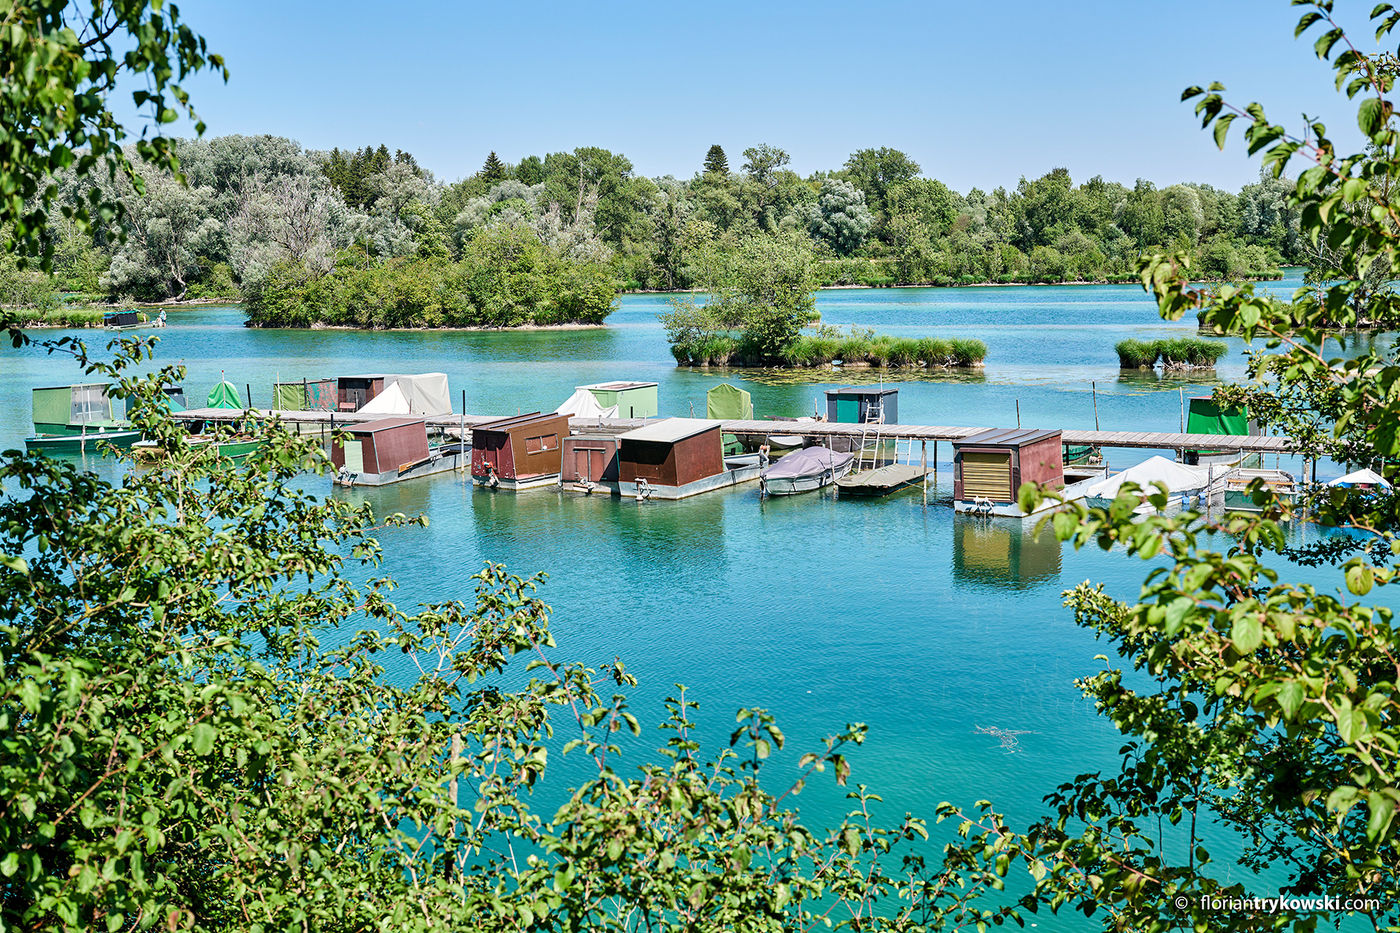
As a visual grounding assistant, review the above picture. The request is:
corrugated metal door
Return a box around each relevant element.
[961,452,1011,500]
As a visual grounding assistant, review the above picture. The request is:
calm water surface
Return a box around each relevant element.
[3,277,1390,928]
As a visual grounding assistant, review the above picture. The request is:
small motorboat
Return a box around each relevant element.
[1224,468,1298,513]
[132,436,266,461]
[25,426,143,453]
[760,446,854,496]
[766,416,817,448]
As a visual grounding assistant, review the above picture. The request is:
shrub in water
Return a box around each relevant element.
[1115,339,1160,369]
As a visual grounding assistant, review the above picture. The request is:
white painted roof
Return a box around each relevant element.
[619,417,720,444]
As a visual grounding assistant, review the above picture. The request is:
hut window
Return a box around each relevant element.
[525,433,558,453]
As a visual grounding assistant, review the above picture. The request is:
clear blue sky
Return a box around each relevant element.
[143,0,1382,193]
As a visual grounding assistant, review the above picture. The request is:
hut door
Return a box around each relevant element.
[961,452,1011,501]
[343,439,364,474]
[836,398,859,423]
[589,448,605,480]
[575,449,592,481]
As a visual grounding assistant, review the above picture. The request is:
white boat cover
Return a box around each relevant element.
[1329,468,1392,489]
[386,373,452,416]
[357,382,412,415]
[556,387,619,419]
[1084,455,1214,499]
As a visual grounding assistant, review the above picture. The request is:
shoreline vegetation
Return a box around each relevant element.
[14,134,1309,331]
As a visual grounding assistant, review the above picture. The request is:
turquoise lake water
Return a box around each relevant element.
[3,276,1391,928]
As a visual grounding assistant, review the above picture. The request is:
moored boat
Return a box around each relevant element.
[133,436,266,461]
[1223,468,1298,513]
[1082,456,1233,513]
[760,446,854,496]
[25,425,144,453]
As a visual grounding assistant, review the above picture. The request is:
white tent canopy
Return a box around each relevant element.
[1085,456,1214,499]
[357,381,412,415]
[556,387,618,419]
[385,373,452,416]
[1328,468,1392,489]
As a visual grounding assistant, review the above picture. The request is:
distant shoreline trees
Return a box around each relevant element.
[23,136,1299,324]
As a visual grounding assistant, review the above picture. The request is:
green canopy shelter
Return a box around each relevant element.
[208,381,243,410]
[706,383,753,420]
[1186,397,1250,436]
[706,383,753,455]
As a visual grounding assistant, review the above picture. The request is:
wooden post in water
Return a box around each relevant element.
[245,384,253,409]
[459,390,467,474]
[933,439,938,483]
[1180,388,1185,433]
[921,440,927,505]
[446,730,462,881]
[1092,381,1100,431]
[1016,399,1021,428]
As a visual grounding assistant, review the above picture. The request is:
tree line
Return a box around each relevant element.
[9,135,1303,326]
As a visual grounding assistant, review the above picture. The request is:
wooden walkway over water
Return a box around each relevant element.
[173,408,1300,455]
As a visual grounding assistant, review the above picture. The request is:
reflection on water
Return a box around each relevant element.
[952,514,1062,590]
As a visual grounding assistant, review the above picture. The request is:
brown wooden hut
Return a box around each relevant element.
[337,375,390,412]
[470,412,570,490]
[331,417,430,479]
[617,418,760,499]
[953,428,1064,504]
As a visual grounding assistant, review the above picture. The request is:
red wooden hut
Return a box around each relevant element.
[470,412,570,490]
[953,428,1064,504]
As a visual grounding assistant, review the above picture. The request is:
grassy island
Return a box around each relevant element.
[1115,337,1228,370]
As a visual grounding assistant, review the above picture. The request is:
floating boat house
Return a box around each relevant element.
[560,435,620,490]
[616,418,761,499]
[580,381,658,419]
[331,416,465,487]
[824,387,898,425]
[470,412,570,490]
[953,428,1105,517]
[32,384,115,433]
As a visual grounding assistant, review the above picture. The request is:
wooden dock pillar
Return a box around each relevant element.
[921,440,928,505]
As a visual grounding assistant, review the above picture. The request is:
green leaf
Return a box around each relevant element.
[1346,563,1375,595]
[191,722,216,756]
[1231,615,1263,653]
[1276,681,1306,719]
[1359,97,1385,136]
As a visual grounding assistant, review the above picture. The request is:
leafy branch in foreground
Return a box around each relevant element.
[916,4,1400,930]
[2,337,950,932]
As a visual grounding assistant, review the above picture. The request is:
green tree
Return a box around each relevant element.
[0,0,226,271]
[662,231,819,362]
[480,150,507,183]
[805,179,873,255]
[703,144,729,175]
[841,147,921,231]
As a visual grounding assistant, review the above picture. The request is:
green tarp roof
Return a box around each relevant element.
[706,383,753,420]
[207,381,243,410]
